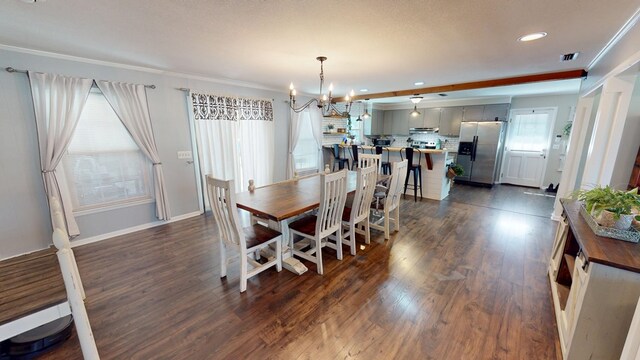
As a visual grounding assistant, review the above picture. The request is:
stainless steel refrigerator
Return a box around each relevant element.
[455,121,506,186]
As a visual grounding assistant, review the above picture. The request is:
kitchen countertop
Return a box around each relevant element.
[359,145,448,154]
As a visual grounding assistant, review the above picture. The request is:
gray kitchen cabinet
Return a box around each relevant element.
[392,109,410,135]
[424,108,441,128]
[408,109,425,129]
[482,104,510,121]
[440,107,463,136]
[383,110,394,134]
[373,109,384,135]
[463,105,485,121]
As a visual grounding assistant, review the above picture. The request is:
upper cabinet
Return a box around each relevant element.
[440,107,463,136]
[392,109,411,135]
[408,110,425,129]
[424,108,441,128]
[462,104,510,122]
[365,109,385,135]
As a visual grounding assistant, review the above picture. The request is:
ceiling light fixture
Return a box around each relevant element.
[360,88,369,92]
[362,99,371,120]
[409,96,423,117]
[517,32,547,42]
[414,81,424,86]
[289,56,354,118]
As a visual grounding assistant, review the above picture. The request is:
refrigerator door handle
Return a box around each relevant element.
[471,136,478,161]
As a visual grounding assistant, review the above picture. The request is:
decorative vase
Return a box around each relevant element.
[593,210,633,230]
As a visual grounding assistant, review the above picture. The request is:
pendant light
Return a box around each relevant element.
[410,96,423,117]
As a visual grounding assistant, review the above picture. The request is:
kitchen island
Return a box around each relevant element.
[324,145,451,200]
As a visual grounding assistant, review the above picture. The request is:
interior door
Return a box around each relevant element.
[500,108,556,187]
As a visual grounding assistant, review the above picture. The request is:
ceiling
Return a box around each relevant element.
[1,0,638,98]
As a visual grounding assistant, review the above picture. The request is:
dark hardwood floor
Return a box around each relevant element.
[39,185,561,359]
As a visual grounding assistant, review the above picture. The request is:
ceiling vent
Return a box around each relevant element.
[561,52,580,62]
[438,93,448,97]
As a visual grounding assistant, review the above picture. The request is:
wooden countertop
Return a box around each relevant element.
[562,200,640,273]
[325,144,448,154]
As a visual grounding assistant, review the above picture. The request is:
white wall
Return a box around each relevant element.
[611,73,640,189]
[0,48,290,259]
[510,94,579,187]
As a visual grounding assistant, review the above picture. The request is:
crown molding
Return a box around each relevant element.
[587,6,640,70]
[0,43,285,93]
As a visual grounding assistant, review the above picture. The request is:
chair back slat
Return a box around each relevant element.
[351,165,378,224]
[206,176,244,248]
[316,169,348,239]
[405,147,415,166]
[359,154,381,174]
[387,160,409,211]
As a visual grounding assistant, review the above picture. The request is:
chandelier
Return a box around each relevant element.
[289,56,354,118]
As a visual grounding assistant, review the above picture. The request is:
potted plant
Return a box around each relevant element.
[447,163,464,180]
[327,124,335,132]
[573,186,640,230]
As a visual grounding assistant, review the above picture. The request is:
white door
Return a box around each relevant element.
[500,108,556,187]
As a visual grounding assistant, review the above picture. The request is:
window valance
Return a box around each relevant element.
[191,93,273,121]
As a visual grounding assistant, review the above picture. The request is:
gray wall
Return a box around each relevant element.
[510,94,579,187]
[0,48,290,259]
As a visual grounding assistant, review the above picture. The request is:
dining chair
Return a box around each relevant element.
[288,169,348,275]
[332,144,350,171]
[340,165,378,255]
[370,160,408,239]
[358,153,382,173]
[206,176,282,292]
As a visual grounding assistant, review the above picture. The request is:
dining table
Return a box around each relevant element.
[235,171,388,275]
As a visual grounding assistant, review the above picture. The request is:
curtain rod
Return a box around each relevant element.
[180,87,274,102]
[5,67,156,89]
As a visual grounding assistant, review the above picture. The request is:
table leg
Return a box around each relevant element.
[259,218,309,275]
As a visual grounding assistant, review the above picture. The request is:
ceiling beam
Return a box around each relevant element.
[348,69,587,101]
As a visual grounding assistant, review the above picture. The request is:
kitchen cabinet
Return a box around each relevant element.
[381,109,410,135]
[424,108,441,128]
[440,107,463,136]
[483,104,510,121]
[549,201,640,359]
[462,104,510,122]
[462,105,485,122]
[408,110,425,129]
[366,109,384,135]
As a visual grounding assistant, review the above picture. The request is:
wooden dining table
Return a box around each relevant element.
[235,171,388,274]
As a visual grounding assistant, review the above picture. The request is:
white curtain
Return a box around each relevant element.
[239,120,273,187]
[28,71,93,237]
[191,93,273,193]
[309,107,324,172]
[96,80,171,220]
[287,109,303,179]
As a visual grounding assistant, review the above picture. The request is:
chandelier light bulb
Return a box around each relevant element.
[289,82,294,90]
[292,89,297,96]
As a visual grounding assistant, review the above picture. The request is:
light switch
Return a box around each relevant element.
[177,151,193,159]
[552,144,560,150]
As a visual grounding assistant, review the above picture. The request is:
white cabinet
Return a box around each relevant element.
[366,109,384,135]
[483,104,510,121]
[440,107,463,136]
[549,201,640,359]
[392,109,410,135]
[383,110,394,135]
[462,105,485,121]
[408,110,425,129]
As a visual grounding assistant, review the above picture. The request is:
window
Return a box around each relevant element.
[505,112,552,151]
[62,91,153,211]
[293,114,318,173]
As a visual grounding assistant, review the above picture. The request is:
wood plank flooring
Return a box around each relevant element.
[37,185,561,359]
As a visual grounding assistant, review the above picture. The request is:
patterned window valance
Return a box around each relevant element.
[191,93,273,121]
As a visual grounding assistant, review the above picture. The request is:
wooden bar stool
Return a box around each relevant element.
[403,147,423,201]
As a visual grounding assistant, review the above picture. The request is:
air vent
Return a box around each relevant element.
[561,52,580,62]
[438,93,448,97]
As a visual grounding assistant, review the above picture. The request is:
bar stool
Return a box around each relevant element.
[350,144,360,170]
[375,146,392,175]
[403,147,422,201]
[332,144,350,171]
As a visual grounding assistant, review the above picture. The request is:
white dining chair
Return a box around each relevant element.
[358,153,382,174]
[340,165,378,255]
[288,169,348,275]
[206,176,282,292]
[370,160,408,239]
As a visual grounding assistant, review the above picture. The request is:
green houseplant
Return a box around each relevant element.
[573,186,640,230]
[446,163,464,180]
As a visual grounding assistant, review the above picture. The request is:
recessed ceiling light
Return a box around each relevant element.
[414,81,424,86]
[359,88,368,92]
[20,0,46,3]
[518,32,548,42]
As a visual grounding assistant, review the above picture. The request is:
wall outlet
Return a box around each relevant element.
[177,151,193,160]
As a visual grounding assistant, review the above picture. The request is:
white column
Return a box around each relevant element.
[552,96,594,220]
[581,75,636,187]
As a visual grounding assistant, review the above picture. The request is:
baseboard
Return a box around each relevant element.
[70,211,203,248]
